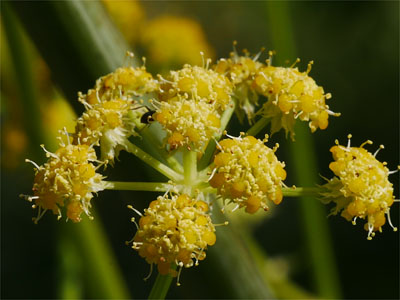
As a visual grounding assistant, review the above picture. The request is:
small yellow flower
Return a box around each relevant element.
[131,194,216,279]
[254,60,339,138]
[214,45,264,122]
[210,135,286,213]
[23,143,106,223]
[321,135,398,239]
[83,66,158,104]
[155,65,233,151]
[75,97,144,161]
[76,65,158,161]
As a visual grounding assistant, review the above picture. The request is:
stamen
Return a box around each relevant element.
[253,47,265,62]
[25,159,40,169]
[306,60,314,74]
[367,222,373,240]
[346,134,352,148]
[131,217,139,230]
[40,144,59,159]
[127,205,143,217]
[388,166,400,175]
[386,211,398,232]
[373,144,385,157]
[290,58,300,68]
[231,204,240,212]
[144,263,153,281]
[360,140,373,148]
[176,262,184,286]
[208,168,217,182]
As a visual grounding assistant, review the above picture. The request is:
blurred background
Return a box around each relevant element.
[1,1,398,299]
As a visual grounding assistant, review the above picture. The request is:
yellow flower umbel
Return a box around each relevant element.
[131,194,216,282]
[23,142,106,223]
[76,65,158,161]
[141,16,214,69]
[214,44,264,122]
[321,136,398,239]
[253,60,339,138]
[209,135,287,213]
[154,65,233,151]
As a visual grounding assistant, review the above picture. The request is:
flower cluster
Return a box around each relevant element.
[215,47,339,138]
[24,143,106,223]
[23,45,398,290]
[254,62,338,138]
[155,65,233,151]
[131,194,216,280]
[214,46,264,122]
[210,135,287,213]
[321,136,398,239]
[75,66,158,161]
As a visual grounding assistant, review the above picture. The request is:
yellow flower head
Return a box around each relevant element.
[254,59,339,138]
[76,65,157,161]
[214,44,264,122]
[75,97,144,161]
[24,143,106,223]
[131,194,216,279]
[84,66,158,103]
[141,15,215,68]
[159,64,232,110]
[321,135,398,239]
[209,135,287,213]
[155,65,232,151]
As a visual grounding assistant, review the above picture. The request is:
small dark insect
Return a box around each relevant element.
[140,109,156,124]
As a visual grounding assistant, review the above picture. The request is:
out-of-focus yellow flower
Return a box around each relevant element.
[321,135,398,239]
[141,16,214,69]
[131,194,215,282]
[210,135,286,214]
[23,143,107,223]
[1,126,28,169]
[102,0,145,44]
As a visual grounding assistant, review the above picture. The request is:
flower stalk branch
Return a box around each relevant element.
[126,141,183,182]
[105,181,174,192]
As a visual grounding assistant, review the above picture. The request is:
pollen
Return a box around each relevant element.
[321,136,398,239]
[254,61,339,139]
[131,194,216,276]
[210,135,286,213]
[25,143,106,223]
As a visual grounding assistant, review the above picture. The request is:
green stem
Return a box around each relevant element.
[105,181,173,192]
[282,187,320,197]
[183,149,197,185]
[198,100,236,170]
[126,141,183,182]
[131,112,184,174]
[246,117,271,137]
[265,2,341,298]
[148,272,175,300]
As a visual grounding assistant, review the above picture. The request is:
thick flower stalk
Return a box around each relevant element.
[209,135,287,213]
[320,135,398,239]
[22,142,107,223]
[131,193,216,283]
